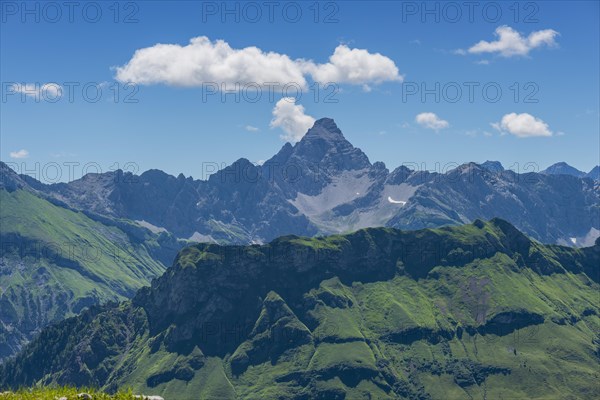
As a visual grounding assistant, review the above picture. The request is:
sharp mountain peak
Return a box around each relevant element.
[287,117,372,170]
[304,117,344,138]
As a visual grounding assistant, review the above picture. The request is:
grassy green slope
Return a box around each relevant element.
[0,386,146,399]
[0,189,175,359]
[1,220,598,399]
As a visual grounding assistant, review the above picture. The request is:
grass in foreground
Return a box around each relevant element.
[0,387,151,399]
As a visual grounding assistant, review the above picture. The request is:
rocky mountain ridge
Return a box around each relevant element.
[3,118,598,246]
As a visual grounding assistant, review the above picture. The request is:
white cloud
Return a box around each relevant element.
[115,36,306,88]
[9,149,29,159]
[11,83,62,99]
[466,26,559,57]
[301,44,403,85]
[270,98,315,143]
[245,125,260,132]
[415,112,449,131]
[115,37,402,89]
[492,113,553,137]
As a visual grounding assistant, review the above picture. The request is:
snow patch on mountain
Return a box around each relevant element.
[387,197,406,205]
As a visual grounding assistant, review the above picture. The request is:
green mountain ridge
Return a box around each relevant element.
[0,219,598,399]
[0,188,183,359]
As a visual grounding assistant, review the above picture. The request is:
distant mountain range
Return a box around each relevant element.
[3,118,598,246]
[541,161,598,179]
[483,160,599,179]
[1,220,598,399]
[1,117,598,361]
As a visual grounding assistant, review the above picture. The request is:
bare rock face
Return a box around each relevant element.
[263,118,373,197]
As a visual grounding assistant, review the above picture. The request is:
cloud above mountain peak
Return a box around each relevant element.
[270,98,315,143]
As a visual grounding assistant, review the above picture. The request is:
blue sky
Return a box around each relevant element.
[1,1,598,182]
